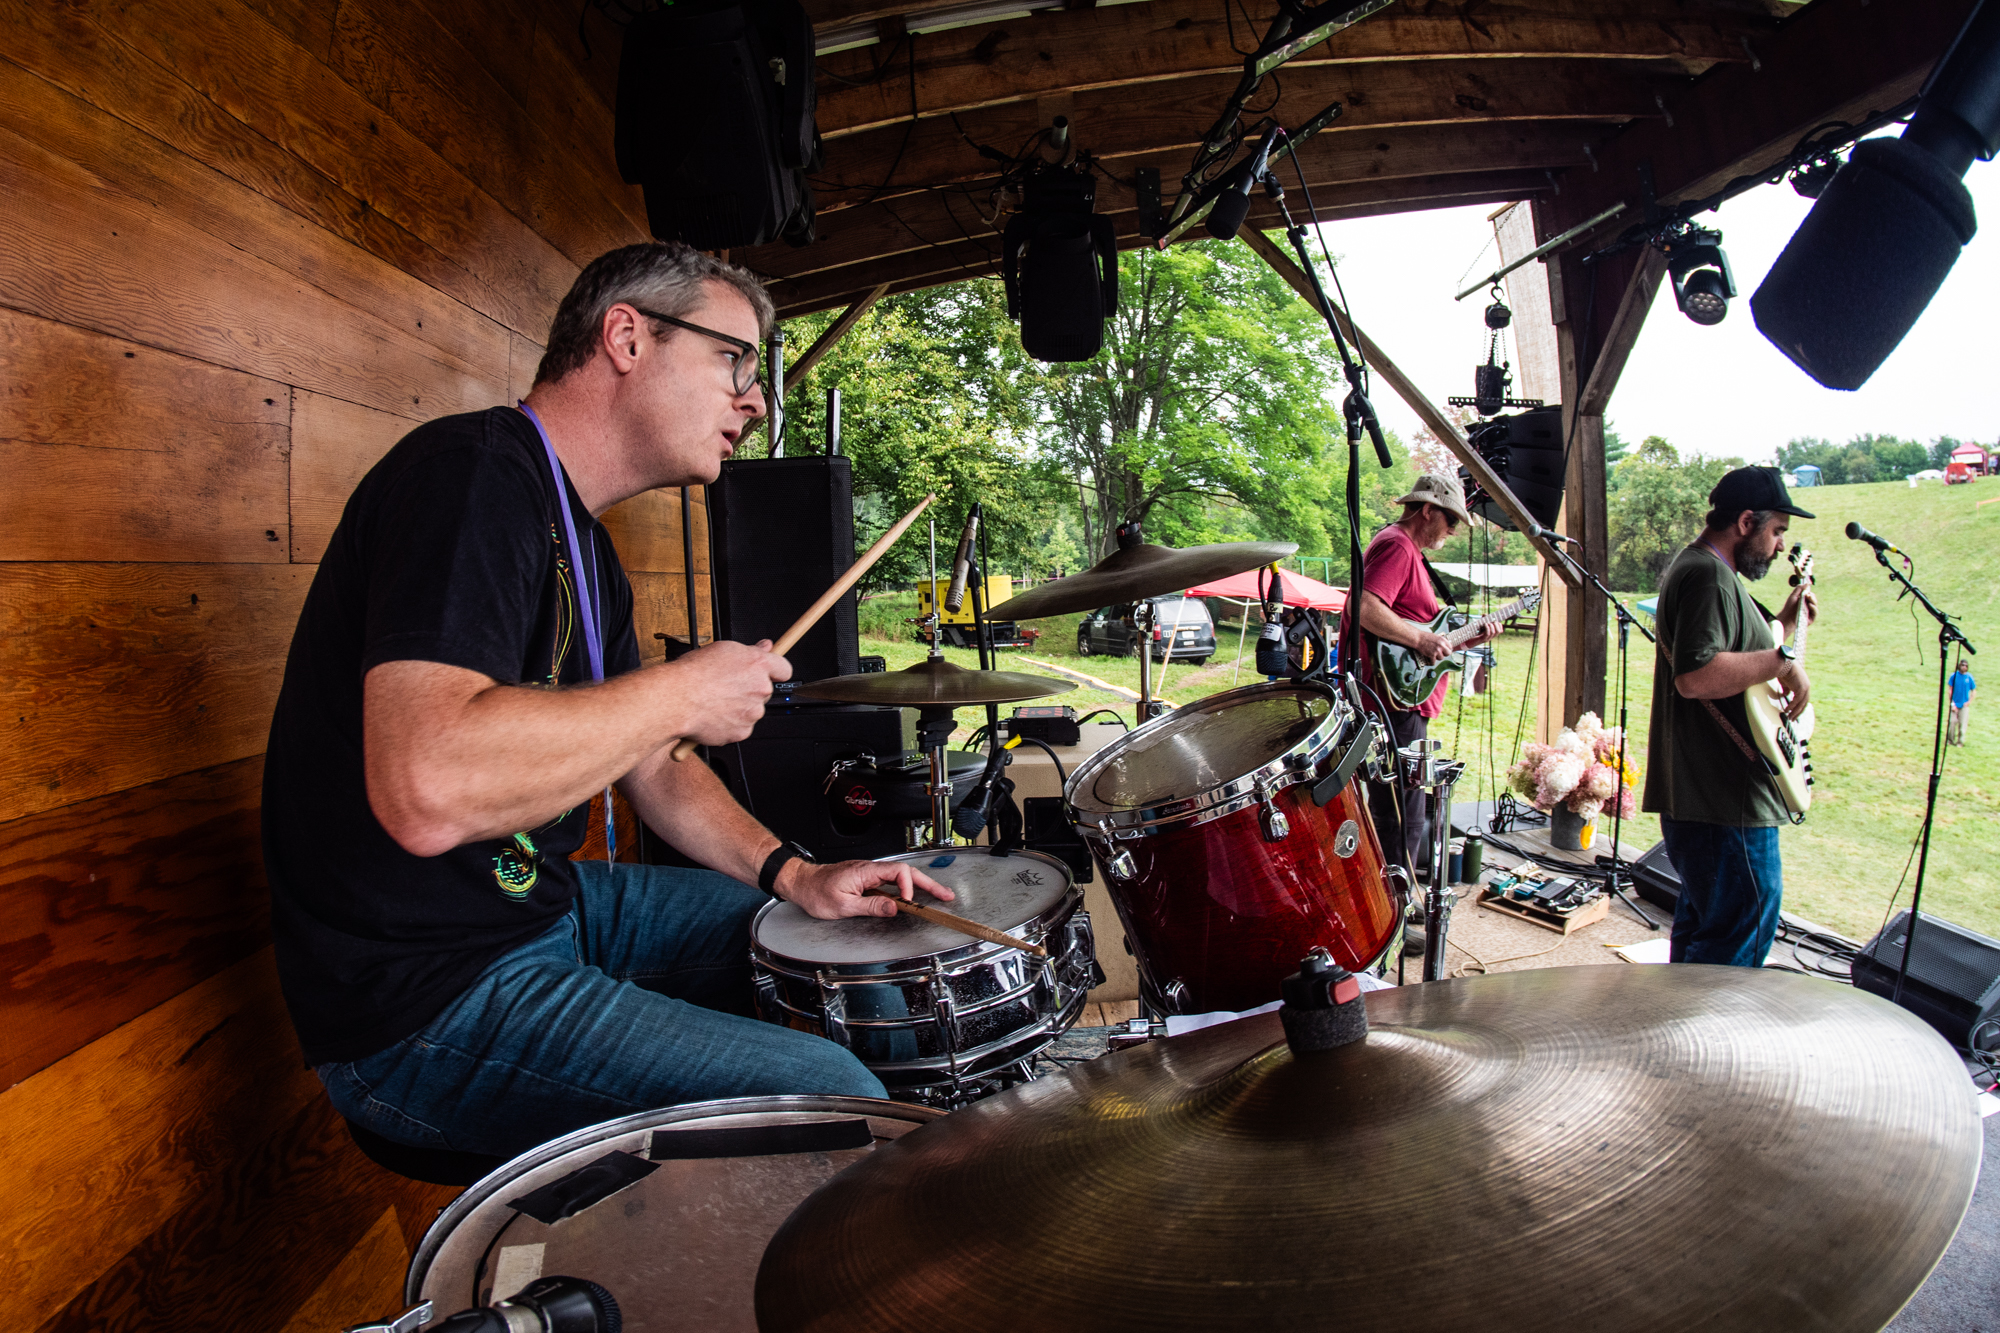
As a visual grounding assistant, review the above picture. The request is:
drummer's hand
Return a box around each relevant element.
[777,857,957,920]
[676,639,791,747]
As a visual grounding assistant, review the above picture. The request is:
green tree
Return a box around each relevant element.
[1604,420,1630,468]
[1038,238,1348,562]
[770,282,1065,591]
[1606,437,1742,591]
[1930,436,1963,470]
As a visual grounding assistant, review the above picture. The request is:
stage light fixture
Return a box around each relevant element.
[1658,226,1736,326]
[1001,158,1118,362]
[1752,0,2000,389]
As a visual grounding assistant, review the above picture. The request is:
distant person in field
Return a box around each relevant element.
[1642,467,1818,968]
[1948,659,1976,745]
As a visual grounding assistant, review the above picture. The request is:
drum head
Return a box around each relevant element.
[408,1096,941,1332]
[1069,683,1336,814]
[753,848,1073,965]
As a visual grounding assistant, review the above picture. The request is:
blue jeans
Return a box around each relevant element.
[316,861,886,1158]
[1658,817,1784,967]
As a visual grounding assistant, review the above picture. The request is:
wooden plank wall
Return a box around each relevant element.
[0,1,711,1325]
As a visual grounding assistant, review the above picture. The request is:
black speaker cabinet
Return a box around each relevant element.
[1628,839,1683,914]
[708,456,858,683]
[1853,910,2000,1052]
[1461,405,1564,532]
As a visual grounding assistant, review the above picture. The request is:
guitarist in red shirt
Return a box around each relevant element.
[1355,473,1499,877]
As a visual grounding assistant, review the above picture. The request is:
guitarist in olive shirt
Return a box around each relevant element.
[1356,473,1499,876]
[1643,467,1817,967]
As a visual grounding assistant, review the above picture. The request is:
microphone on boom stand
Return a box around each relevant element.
[1845,520,1906,557]
[1204,125,1282,242]
[944,508,981,612]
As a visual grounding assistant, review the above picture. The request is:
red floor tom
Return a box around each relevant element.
[1066,681,1402,1014]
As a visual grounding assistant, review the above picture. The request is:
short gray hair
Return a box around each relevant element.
[535,242,776,387]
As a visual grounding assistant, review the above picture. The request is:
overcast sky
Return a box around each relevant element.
[1309,145,2000,465]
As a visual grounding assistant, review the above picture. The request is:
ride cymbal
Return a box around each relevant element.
[790,657,1075,707]
[756,965,1981,1332]
[985,541,1299,622]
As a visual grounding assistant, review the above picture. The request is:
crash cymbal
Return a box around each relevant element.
[756,966,1981,1332]
[790,656,1076,707]
[984,540,1299,622]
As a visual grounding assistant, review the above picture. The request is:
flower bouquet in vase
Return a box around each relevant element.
[1505,712,1639,851]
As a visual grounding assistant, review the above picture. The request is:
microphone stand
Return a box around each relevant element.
[1542,539,1659,930]
[1867,544,1977,1008]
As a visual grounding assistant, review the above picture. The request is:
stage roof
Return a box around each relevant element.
[739,0,1963,319]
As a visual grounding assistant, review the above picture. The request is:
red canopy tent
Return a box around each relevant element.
[1187,568,1347,613]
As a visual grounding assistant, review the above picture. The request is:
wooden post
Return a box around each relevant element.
[1533,236,1663,741]
[787,282,890,385]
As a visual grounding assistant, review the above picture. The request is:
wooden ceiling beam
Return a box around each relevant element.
[811,55,1672,213]
[1542,0,1975,245]
[765,169,1554,314]
[759,120,1599,280]
[1532,0,1976,383]
[815,0,1769,135]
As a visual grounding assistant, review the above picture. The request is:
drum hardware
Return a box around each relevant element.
[1254,776,1289,842]
[406,1097,941,1333]
[1386,738,1465,984]
[349,1276,617,1333]
[754,968,1984,1333]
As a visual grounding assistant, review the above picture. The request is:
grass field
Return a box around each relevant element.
[860,478,1998,944]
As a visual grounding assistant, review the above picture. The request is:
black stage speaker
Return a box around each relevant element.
[615,0,820,250]
[1627,839,1683,914]
[1460,405,1564,532]
[708,456,858,683]
[1853,911,2000,1052]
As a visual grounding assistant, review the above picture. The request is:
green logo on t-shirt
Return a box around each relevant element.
[493,831,541,898]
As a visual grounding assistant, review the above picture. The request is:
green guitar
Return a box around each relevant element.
[1370,592,1541,709]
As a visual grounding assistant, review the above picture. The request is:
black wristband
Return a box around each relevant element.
[757,841,812,896]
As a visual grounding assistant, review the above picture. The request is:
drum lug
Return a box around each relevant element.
[1161,979,1191,1015]
[1257,778,1290,843]
[927,959,961,1073]
[1033,955,1061,1018]
[1106,846,1136,881]
[816,970,851,1049]
[1384,864,1415,920]
[1066,908,1107,990]
[753,967,780,1024]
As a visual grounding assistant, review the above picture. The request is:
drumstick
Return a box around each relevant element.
[668,492,936,762]
[864,889,1048,957]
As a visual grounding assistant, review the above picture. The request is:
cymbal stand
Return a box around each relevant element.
[1133,598,1168,725]
[914,515,956,848]
[1543,542,1658,929]
[1869,545,1977,1007]
[1396,740,1464,982]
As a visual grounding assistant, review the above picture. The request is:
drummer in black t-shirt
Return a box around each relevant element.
[263,242,951,1160]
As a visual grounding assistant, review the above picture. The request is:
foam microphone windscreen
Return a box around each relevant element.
[1751,137,1978,391]
[1205,186,1254,241]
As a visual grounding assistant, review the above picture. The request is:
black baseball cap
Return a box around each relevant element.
[1709,466,1815,520]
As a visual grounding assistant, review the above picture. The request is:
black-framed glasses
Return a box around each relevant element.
[630,305,762,396]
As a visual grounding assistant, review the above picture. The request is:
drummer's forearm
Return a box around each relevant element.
[619,750,778,885]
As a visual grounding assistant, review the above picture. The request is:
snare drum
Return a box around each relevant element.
[406,1096,941,1333]
[749,848,1101,1105]
[1066,681,1402,1015]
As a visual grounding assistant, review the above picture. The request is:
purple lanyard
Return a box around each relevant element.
[519,401,603,683]
[518,402,615,861]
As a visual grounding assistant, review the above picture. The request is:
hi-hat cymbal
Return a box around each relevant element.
[756,966,1980,1332]
[791,657,1076,707]
[984,540,1299,622]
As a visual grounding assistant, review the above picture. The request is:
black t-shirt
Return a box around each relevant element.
[264,407,642,1065]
